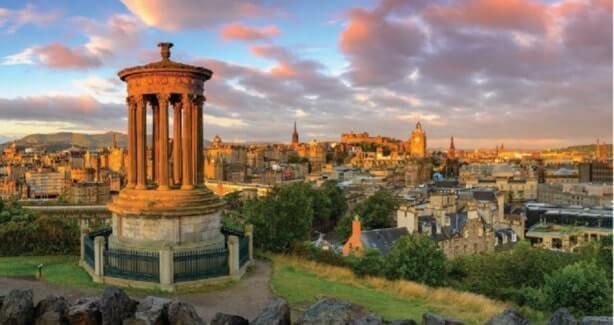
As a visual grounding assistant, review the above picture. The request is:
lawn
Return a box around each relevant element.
[270,255,548,324]
[0,255,101,289]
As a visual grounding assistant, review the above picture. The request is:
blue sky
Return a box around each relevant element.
[0,0,612,149]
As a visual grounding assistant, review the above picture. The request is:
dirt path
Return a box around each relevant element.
[0,260,273,322]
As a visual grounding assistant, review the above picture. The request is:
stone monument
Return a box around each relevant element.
[108,42,225,252]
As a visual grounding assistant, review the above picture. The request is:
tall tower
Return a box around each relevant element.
[448,136,456,159]
[409,121,427,158]
[291,121,299,146]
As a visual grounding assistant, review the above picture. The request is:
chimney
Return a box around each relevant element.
[352,215,362,238]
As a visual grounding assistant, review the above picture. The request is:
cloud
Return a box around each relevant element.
[2,44,101,69]
[221,23,279,41]
[121,0,277,31]
[0,4,61,33]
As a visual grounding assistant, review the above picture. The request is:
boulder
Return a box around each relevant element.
[124,296,172,325]
[67,297,101,325]
[0,288,34,325]
[548,308,577,325]
[210,312,249,325]
[484,309,530,325]
[34,295,69,325]
[298,298,382,325]
[251,298,291,325]
[167,301,204,325]
[388,320,418,325]
[100,287,138,325]
[422,312,464,325]
[579,317,614,325]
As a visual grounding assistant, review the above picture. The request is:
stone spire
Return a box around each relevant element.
[291,121,299,145]
[448,136,456,159]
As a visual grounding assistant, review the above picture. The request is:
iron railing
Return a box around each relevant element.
[103,249,160,283]
[84,235,95,269]
[221,225,245,238]
[174,248,229,282]
[239,236,249,267]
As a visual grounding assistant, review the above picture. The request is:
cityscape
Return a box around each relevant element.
[0,1,612,324]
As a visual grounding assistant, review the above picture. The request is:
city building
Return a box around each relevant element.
[408,121,427,158]
[578,161,613,184]
[537,183,612,208]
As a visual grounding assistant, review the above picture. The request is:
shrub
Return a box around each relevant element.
[350,249,385,277]
[543,261,612,317]
[385,234,447,286]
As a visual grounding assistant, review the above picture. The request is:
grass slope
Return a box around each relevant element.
[0,256,100,288]
[270,255,546,324]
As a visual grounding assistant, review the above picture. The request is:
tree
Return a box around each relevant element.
[244,182,314,252]
[350,249,385,277]
[385,234,447,286]
[543,261,612,317]
[337,190,397,240]
[315,180,347,232]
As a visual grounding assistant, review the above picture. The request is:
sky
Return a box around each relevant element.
[0,0,612,149]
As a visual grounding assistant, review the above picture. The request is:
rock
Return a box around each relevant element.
[298,298,382,325]
[124,296,172,325]
[211,312,249,325]
[34,295,69,325]
[0,288,34,325]
[167,301,204,325]
[99,287,138,325]
[548,308,577,325]
[251,298,291,325]
[422,312,464,325]
[388,320,418,325]
[67,297,101,325]
[484,309,529,325]
[579,317,614,325]
[0,295,4,310]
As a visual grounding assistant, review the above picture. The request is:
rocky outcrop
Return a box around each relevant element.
[124,296,172,325]
[34,295,69,325]
[0,288,34,325]
[579,317,614,325]
[67,297,101,325]
[167,300,204,325]
[251,298,291,325]
[299,298,383,325]
[423,312,464,325]
[100,287,138,325]
[211,312,250,325]
[548,308,577,325]
[485,309,530,325]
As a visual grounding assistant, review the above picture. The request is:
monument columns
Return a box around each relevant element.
[127,97,137,188]
[191,96,199,185]
[157,93,170,190]
[181,94,194,190]
[136,96,147,189]
[196,96,204,186]
[152,100,159,182]
[173,102,183,186]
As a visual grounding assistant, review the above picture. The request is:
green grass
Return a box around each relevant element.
[0,255,101,289]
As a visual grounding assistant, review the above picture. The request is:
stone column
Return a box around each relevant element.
[79,219,89,263]
[191,97,199,185]
[136,96,147,189]
[127,97,137,188]
[152,101,159,183]
[196,96,204,186]
[244,224,254,262]
[181,95,194,190]
[227,235,240,276]
[159,246,174,291]
[94,236,105,282]
[157,93,170,190]
[172,102,182,186]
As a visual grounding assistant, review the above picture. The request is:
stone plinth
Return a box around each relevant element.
[107,187,225,251]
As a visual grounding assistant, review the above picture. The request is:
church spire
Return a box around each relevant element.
[448,136,456,159]
[291,121,299,145]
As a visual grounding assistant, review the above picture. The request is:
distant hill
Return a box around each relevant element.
[0,132,127,151]
[547,143,612,154]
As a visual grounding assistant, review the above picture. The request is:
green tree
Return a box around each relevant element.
[385,234,447,286]
[244,182,314,252]
[315,180,347,232]
[337,190,397,240]
[223,191,243,211]
[350,249,385,277]
[543,261,612,317]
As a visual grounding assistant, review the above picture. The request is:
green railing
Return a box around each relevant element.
[84,235,95,269]
[221,226,245,238]
[103,249,160,283]
[174,248,229,282]
[239,236,249,267]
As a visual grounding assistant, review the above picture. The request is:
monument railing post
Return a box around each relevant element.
[79,218,89,263]
[94,236,105,283]
[244,224,254,262]
[159,246,174,291]
[227,235,239,276]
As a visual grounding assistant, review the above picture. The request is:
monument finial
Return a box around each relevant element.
[158,42,173,61]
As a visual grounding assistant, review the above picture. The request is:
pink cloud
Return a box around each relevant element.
[34,43,101,69]
[0,4,61,33]
[221,23,279,41]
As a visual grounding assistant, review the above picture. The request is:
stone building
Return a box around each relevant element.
[25,170,67,199]
[578,161,613,184]
[408,121,427,158]
[68,181,110,204]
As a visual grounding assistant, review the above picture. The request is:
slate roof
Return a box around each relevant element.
[361,227,409,255]
[473,190,497,202]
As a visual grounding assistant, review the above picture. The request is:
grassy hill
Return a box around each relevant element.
[1,132,127,151]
